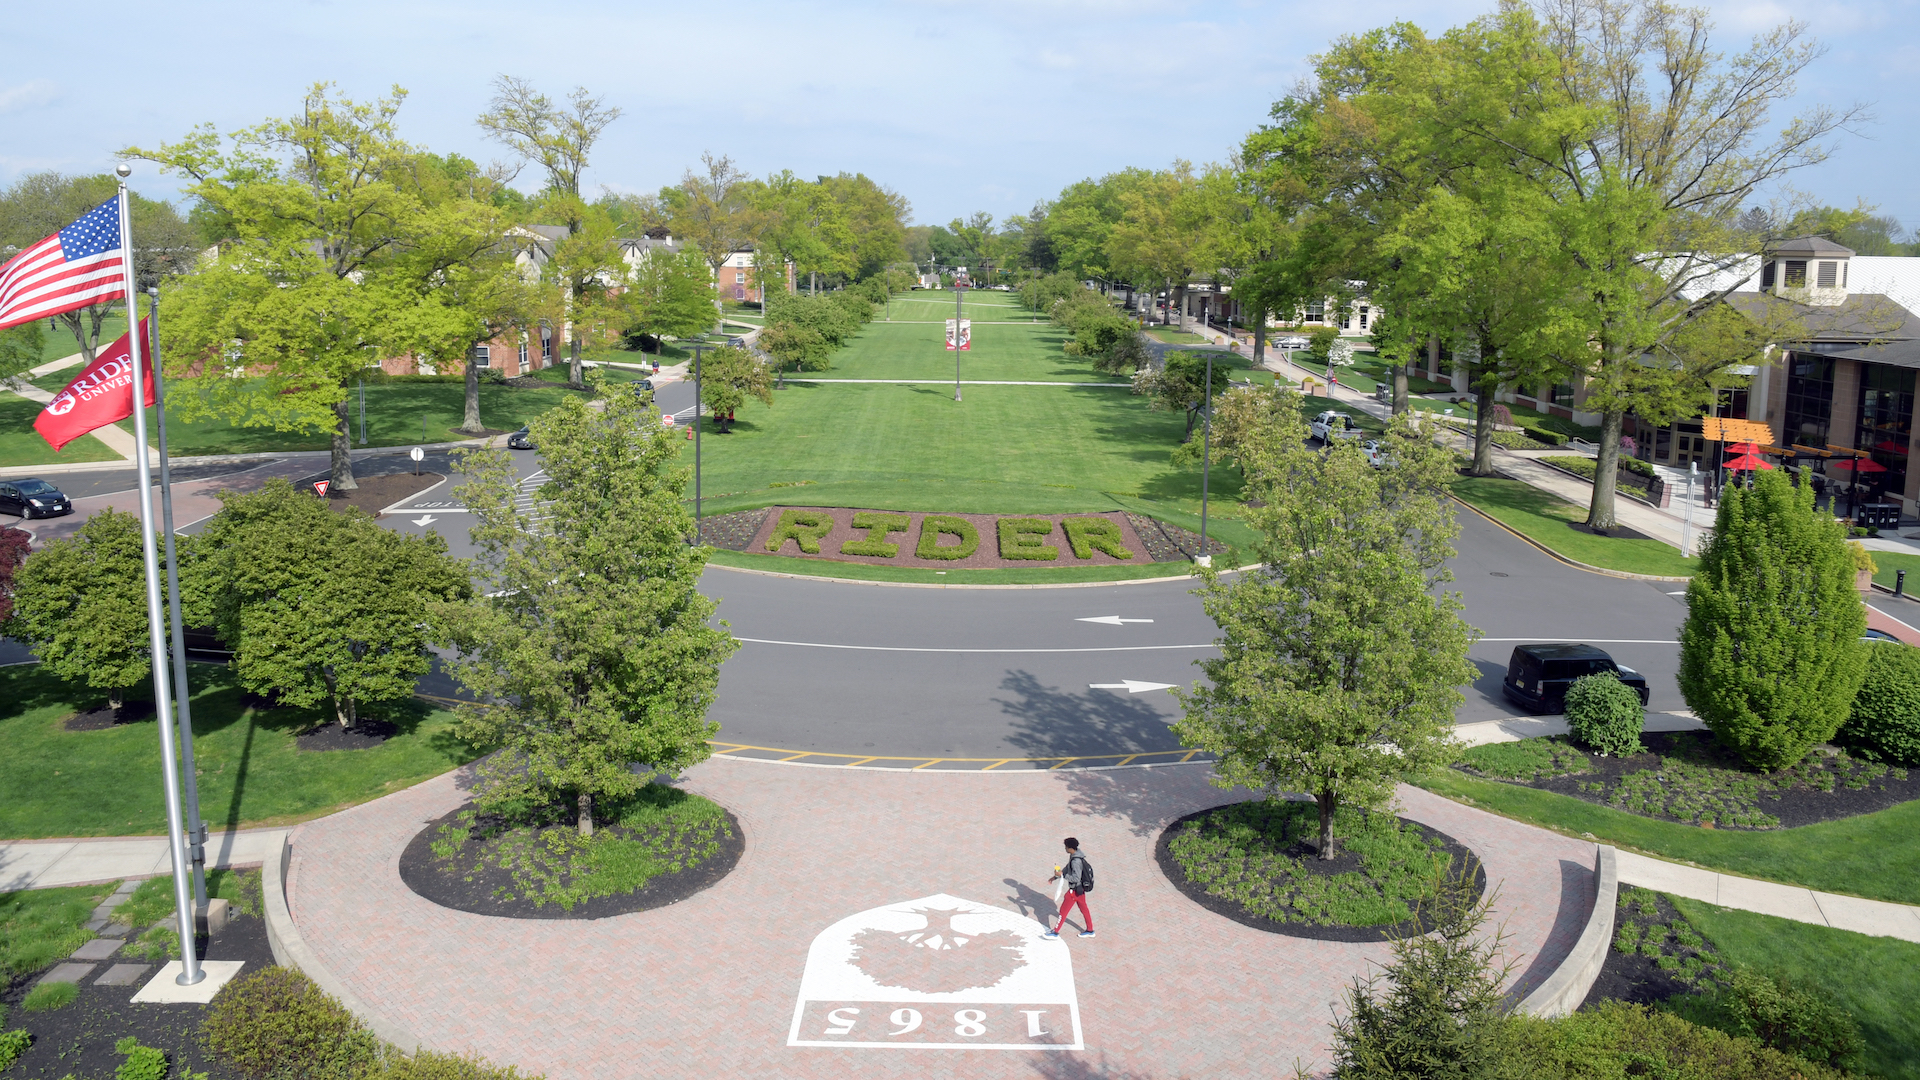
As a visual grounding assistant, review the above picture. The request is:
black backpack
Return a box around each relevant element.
[1070,854,1094,892]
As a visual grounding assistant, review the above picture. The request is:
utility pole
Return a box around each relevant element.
[954,284,964,402]
[1199,351,1214,568]
[692,344,706,539]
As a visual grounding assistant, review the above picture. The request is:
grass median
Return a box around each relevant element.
[0,392,121,466]
[1414,767,1920,905]
[1452,475,1697,578]
[0,664,480,839]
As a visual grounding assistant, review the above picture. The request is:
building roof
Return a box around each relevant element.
[1771,235,1855,258]
[1727,291,1920,369]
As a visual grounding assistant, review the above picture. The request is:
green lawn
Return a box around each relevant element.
[1870,550,1920,593]
[34,312,129,366]
[0,391,121,465]
[1146,329,1209,344]
[1344,356,1454,395]
[883,293,1045,324]
[1452,475,1697,578]
[0,664,481,838]
[1414,768,1920,905]
[1667,897,1920,1080]
[0,881,116,977]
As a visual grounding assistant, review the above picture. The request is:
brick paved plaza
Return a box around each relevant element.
[286,758,1597,1078]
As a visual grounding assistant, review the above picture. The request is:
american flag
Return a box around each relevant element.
[0,197,128,331]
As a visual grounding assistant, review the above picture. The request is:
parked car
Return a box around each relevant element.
[1502,643,1650,714]
[629,378,655,398]
[506,426,536,450]
[1276,335,1310,350]
[1359,439,1393,468]
[0,478,72,519]
[1863,628,1904,643]
[1310,411,1361,442]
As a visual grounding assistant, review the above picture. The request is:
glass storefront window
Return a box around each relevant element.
[1855,363,1914,506]
[1783,353,1834,448]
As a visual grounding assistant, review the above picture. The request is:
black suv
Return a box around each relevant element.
[0,478,72,519]
[1502,643,1649,714]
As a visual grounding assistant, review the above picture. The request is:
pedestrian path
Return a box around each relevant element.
[1,378,148,464]
[1614,850,1920,943]
[0,829,287,891]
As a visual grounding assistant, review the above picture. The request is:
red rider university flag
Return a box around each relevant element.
[34,319,155,451]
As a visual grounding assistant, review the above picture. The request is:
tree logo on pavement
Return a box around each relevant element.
[787,893,1083,1051]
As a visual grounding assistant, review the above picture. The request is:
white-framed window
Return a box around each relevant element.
[541,337,552,361]
[518,340,529,368]
[735,271,746,283]
[471,345,490,368]
[1817,261,1838,288]
[1304,301,1324,322]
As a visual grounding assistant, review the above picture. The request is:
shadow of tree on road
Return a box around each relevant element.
[993,669,1184,762]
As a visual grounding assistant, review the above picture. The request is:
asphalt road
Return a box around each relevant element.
[13,433,1920,767]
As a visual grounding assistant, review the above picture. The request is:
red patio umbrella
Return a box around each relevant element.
[1722,453,1773,471]
[1725,441,1762,455]
[1828,458,1888,473]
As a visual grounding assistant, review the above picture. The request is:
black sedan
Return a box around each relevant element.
[506,426,536,450]
[1501,643,1650,714]
[0,478,73,519]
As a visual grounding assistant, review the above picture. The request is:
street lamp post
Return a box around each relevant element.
[954,283,965,402]
[1199,351,1214,568]
[691,343,706,539]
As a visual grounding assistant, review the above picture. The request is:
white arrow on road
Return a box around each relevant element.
[1076,616,1156,626]
[1089,680,1178,694]
[411,515,437,527]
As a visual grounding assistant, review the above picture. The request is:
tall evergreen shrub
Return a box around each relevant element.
[1677,470,1867,771]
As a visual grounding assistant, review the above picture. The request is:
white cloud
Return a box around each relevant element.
[0,79,56,114]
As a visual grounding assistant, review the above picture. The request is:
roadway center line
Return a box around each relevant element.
[733,637,1216,653]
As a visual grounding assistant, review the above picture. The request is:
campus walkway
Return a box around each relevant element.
[4,349,150,464]
[0,828,287,891]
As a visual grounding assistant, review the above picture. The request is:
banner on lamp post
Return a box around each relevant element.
[945,319,971,351]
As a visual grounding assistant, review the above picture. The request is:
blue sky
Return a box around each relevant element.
[3,0,1912,235]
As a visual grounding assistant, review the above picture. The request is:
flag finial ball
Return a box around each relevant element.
[115,164,131,178]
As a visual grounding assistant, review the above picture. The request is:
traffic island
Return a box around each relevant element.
[1154,800,1486,943]
[397,785,743,920]
[747,506,1155,570]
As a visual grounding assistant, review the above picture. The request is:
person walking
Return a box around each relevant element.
[1041,838,1094,940]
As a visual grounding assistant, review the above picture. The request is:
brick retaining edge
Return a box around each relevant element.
[263,831,421,1052]
[1516,845,1618,1018]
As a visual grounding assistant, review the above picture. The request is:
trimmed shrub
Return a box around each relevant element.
[1837,642,1920,764]
[114,1036,168,1080]
[1062,517,1133,560]
[202,967,382,1080]
[1721,967,1864,1070]
[1679,470,1868,770]
[764,509,834,555]
[0,1029,29,1072]
[839,512,910,558]
[996,518,1059,561]
[1494,1000,1852,1079]
[380,1048,540,1079]
[1565,673,1645,757]
[1524,425,1568,446]
[915,516,979,561]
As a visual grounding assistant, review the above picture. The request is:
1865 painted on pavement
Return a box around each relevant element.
[788,893,1083,1051]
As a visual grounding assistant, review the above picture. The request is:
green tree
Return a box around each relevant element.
[1678,470,1867,770]
[127,83,441,491]
[441,384,737,836]
[1105,163,1202,326]
[1173,402,1477,859]
[476,76,621,236]
[758,320,830,385]
[818,172,912,281]
[0,321,45,383]
[1837,643,1920,765]
[667,152,754,324]
[1134,351,1232,442]
[697,346,773,432]
[190,480,469,727]
[9,509,154,711]
[622,246,719,350]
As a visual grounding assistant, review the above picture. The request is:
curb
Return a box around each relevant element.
[704,559,1263,591]
[263,831,421,1052]
[1517,845,1617,1018]
[1451,497,1691,583]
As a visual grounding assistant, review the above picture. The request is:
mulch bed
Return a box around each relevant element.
[1459,730,1919,829]
[297,470,445,518]
[0,897,273,1080]
[1154,804,1487,943]
[62,701,154,731]
[397,801,744,921]
[696,507,773,551]
[294,718,398,752]
[1124,512,1228,562]
[747,506,1157,570]
[1582,888,1725,1010]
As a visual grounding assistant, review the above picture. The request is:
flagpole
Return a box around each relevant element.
[115,168,202,986]
[147,286,209,912]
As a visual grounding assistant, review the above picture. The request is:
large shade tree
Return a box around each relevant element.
[9,509,156,711]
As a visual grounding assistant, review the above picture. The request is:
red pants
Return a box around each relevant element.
[1054,889,1092,932]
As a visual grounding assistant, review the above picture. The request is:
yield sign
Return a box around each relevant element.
[312,480,330,497]
[1088,680,1178,694]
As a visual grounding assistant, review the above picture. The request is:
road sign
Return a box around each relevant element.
[410,446,424,462]
[1700,417,1770,443]
[663,413,676,426]
[312,480,330,497]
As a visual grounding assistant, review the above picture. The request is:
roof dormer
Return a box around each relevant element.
[1760,236,1853,306]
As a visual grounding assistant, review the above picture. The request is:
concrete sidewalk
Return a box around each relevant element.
[1615,849,1920,943]
[2,381,149,465]
[0,829,287,891]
